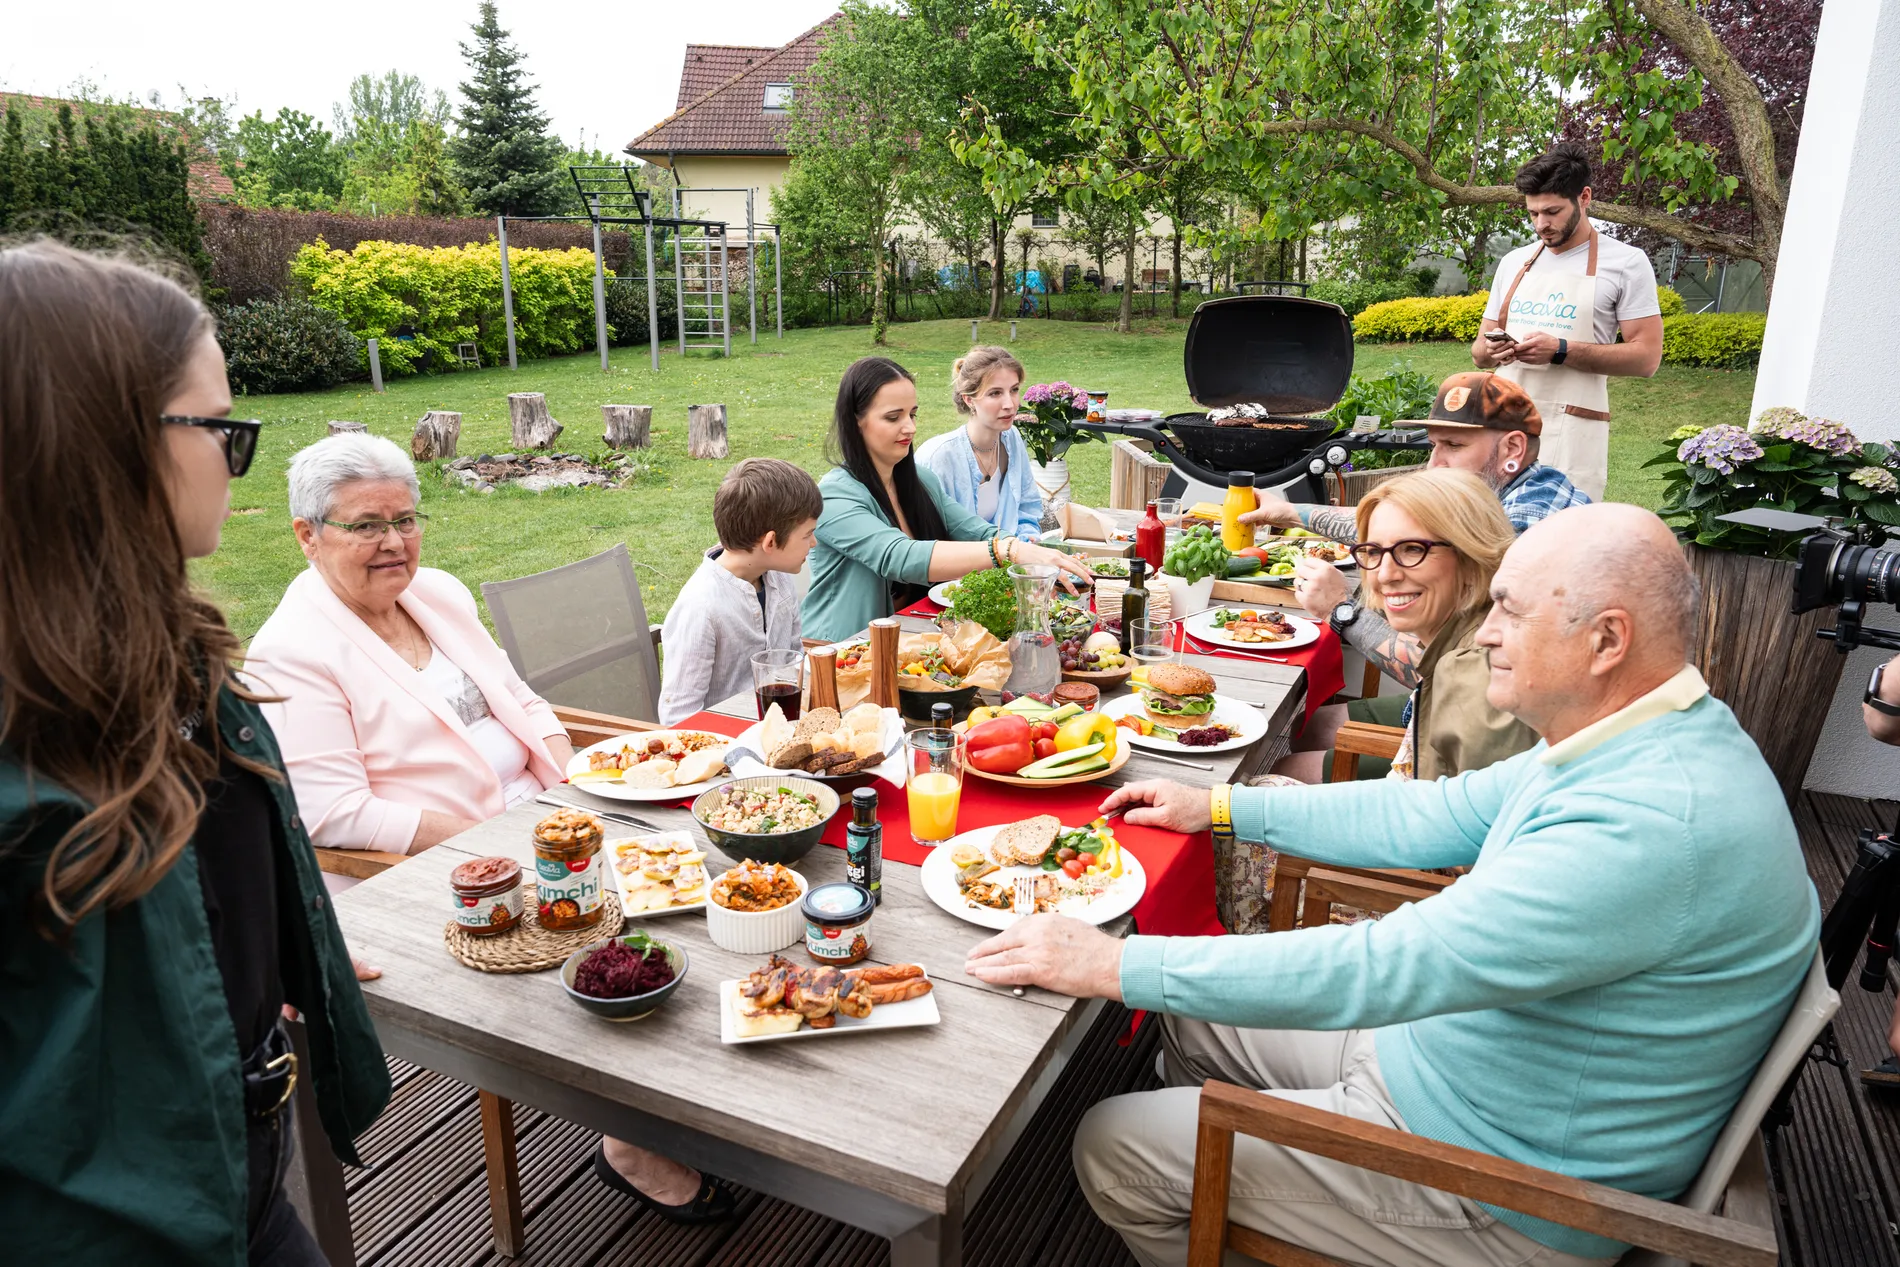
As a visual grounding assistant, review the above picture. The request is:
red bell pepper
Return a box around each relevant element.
[965,714,1033,775]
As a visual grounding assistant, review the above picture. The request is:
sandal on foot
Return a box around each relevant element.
[1862,1056,1900,1088]
[592,1144,736,1224]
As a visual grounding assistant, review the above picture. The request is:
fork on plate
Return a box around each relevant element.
[1012,874,1037,917]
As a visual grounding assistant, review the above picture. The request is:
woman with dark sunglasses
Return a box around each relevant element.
[1273,468,1537,783]
[0,238,390,1262]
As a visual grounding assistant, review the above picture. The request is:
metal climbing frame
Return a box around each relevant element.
[674,223,732,356]
[670,186,785,345]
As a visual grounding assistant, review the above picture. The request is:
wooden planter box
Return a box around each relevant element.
[1687,545,1848,800]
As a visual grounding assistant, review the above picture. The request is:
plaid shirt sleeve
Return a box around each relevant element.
[1498,463,1592,532]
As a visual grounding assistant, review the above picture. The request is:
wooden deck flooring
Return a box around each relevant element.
[338,793,1900,1266]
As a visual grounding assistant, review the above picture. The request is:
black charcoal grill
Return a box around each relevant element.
[1079,294,1429,499]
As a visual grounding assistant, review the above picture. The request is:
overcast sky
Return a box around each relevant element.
[4,0,842,152]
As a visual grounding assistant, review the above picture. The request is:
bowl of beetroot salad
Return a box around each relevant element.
[560,930,689,1021]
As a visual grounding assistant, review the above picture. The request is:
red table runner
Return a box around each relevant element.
[664,709,1223,939]
[896,596,1345,728]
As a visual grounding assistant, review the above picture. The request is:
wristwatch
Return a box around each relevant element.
[1866,662,1900,716]
[1329,601,1360,636]
[1552,338,1569,366]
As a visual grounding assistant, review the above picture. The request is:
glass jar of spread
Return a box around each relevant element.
[1085,389,1108,424]
[802,882,874,964]
[450,855,523,936]
[532,809,606,931]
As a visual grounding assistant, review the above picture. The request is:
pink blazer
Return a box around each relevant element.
[248,567,568,853]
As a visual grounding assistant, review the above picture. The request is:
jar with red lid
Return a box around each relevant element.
[532,809,606,931]
[450,856,523,936]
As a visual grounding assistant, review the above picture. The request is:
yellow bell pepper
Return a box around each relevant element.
[965,704,1006,727]
[1055,711,1118,762]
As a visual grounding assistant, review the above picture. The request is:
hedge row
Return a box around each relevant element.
[217,298,363,395]
[1352,292,1493,342]
[1660,312,1766,368]
[202,203,640,305]
[291,238,604,375]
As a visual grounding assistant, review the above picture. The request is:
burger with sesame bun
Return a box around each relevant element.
[1140,664,1217,726]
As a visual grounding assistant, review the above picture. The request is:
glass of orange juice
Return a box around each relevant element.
[905,728,964,846]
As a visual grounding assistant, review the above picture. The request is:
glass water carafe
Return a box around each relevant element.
[1003,565,1061,696]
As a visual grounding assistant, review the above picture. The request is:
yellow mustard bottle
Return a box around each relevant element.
[1221,471,1258,552]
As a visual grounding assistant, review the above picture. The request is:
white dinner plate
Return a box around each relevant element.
[1101,692,1269,754]
[918,824,1147,931]
[927,580,959,607]
[718,971,941,1044]
[564,730,736,802]
[726,706,906,785]
[1181,606,1321,652]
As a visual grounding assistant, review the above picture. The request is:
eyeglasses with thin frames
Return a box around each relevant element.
[1347,538,1454,570]
[159,415,262,477]
[321,513,431,544]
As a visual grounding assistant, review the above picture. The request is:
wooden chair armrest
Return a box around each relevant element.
[1304,866,1444,918]
[552,704,659,748]
[802,637,831,649]
[1359,660,1383,703]
[313,847,410,880]
[1335,721,1404,760]
[1196,1082,1776,1267]
[1267,854,1454,932]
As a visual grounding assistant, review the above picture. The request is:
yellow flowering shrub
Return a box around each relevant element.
[1353,292,1491,342]
[291,238,606,374]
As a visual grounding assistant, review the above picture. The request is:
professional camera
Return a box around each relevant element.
[1719,506,1900,652]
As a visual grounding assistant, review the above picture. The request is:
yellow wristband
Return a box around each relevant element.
[1210,784,1234,831]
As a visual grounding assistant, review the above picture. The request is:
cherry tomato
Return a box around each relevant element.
[1078,852,1097,869]
[1062,858,1085,878]
[1034,737,1057,760]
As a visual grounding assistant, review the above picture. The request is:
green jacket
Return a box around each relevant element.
[0,687,391,1266]
[801,465,998,643]
[1412,605,1539,781]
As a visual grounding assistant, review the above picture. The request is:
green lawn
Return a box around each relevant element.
[200,316,1757,639]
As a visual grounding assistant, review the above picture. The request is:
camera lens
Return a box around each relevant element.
[1837,544,1900,605]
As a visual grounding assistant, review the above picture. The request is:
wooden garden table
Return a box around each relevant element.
[329,621,1306,1265]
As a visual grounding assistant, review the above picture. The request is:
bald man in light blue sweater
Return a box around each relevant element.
[968,505,1821,1267]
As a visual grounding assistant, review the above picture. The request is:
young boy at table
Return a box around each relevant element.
[657,458,824,725]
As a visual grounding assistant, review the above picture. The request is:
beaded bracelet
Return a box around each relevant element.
[987,536,1003,569]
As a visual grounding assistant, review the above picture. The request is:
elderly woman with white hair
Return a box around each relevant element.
[250,433,737,1223]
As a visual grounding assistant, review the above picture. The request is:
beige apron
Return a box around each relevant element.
[1495,230,1612,500]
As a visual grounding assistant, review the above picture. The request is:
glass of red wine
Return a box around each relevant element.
[751,649,805,721]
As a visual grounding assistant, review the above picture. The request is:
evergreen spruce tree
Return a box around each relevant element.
[449,2,566,217]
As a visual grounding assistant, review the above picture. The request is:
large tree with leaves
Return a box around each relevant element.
[449,1,567,218]
[781,5,921,344]
[976,0,1811,295]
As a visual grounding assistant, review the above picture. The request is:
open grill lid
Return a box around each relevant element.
[1182,295,1354,416]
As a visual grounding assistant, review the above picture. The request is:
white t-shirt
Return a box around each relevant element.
[976,473,1000,521]
[1483,231,1661,345]
[416,644,543,807]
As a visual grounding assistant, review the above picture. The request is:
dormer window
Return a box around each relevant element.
[763,83,794,112]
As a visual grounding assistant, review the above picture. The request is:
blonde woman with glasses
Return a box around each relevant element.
[1275,468,1536,782]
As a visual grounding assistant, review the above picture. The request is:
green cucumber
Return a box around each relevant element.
[1003,697,1056,716]
[1226,556,1263,577]
[1019,741,1108,777]
[1046,702,1085,723]
[1024,752,1111,779]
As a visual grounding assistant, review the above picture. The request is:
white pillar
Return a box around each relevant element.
[1756,0,1900,797]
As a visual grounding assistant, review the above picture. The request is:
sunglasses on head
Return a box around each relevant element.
[160,416,262,477]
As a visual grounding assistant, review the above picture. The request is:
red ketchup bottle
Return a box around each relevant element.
[1136,500,1167,573]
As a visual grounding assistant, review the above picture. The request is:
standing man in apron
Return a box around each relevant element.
[1472,142,1664,500]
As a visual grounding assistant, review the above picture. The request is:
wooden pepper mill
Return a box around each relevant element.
[808,646,840,712]
[868,618,900,709]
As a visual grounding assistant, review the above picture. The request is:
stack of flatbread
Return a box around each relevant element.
[610,835,710,912]
[617,746,728,790]
[760,703,888,776]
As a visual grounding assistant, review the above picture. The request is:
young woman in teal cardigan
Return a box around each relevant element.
[801,357,1091,643]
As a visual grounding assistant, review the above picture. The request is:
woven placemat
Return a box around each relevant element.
[444,883,625,974]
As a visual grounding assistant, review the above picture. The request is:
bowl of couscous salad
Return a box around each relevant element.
[690,775,840,865]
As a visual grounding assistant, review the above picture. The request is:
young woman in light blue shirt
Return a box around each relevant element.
[915,346,1044,542]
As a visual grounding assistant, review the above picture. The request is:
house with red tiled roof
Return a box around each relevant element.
[0,92,235,201]
[624,19,835,232]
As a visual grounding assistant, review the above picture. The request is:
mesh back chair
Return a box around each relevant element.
[481,543,665,724]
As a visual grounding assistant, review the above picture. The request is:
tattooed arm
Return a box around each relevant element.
[1344,608,1424,691]
[1294,505,1361,543]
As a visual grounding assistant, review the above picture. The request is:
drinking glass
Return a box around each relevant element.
[1152,497,1182,527]
[1129,617,1178,670]
[905,729,964,846]
[751,649,805,721]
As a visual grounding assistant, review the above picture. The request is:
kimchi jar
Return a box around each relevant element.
[450,855,523,936]
[531,809,606,931]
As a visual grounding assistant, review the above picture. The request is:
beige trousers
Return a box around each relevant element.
[1071,1017,1619,1267]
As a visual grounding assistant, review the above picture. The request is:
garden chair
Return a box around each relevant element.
[1185,948,1837,1267]
[481,543,665,725]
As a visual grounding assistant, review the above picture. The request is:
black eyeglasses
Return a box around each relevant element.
[1348,539,1455,570]
[160,415,262,477]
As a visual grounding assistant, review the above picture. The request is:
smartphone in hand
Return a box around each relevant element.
[1483,329,1517,344]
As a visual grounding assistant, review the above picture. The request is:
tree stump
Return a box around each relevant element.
[602,405,652,450]
[327,420,367,436]
[411,411,461,461]
[508,393,563,449]
[687,403,729,460]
